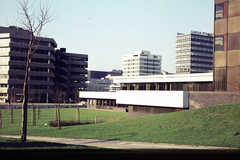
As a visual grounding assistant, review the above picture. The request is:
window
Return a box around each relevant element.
[0,66,9,70]
[10,66,26,71]
[9,75,24,80]
[0,38,10,43]
[30,67,48,72]
[0,57,10,61]
[0,48,10,52]
[0,75,8,79]
[31,58,49,63]
[30,85,48,89]
[0,84,7,88]
[215,3,227,20]
[215,35,226,51]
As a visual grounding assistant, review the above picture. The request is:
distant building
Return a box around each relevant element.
[175,31,213,73]
[123,50,162,76]
[55,48,88,102]
[87,70,122,79]
[0,26,88,103]
[0,26,57,102]
[86,70,122,91]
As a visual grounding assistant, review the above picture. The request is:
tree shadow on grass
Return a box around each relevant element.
[0,139,95,149]
[105,133,138,141]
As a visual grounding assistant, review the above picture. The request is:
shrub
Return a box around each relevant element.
[49,120,81,127]
[49,117,126,127]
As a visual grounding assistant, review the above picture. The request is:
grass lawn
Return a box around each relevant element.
[0,103,240,148]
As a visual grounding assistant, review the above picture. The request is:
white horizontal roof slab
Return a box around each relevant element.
[80,91,116,99]
[80,91,189,108]
[113,73,213,84]
[116,91,189,108]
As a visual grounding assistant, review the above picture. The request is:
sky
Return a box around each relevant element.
[0,0,214,73]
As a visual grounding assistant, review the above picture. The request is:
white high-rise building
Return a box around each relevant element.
[122,50,162,76]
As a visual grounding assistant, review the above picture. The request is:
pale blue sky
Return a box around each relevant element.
[0,0,214,73]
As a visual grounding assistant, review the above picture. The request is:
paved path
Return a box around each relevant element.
[1,135,239,150]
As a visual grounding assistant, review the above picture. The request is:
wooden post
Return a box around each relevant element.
[76,107,80,123]
[0,106,1,127]
[31,107,36,126]
[58,102,61,130]
[95,116,97,124]
[10,108,14,123]
[37,106,40,119]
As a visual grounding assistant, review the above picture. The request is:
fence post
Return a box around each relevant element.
[9,108,13,123]
[32,107,36,126]
[76,107,80,123]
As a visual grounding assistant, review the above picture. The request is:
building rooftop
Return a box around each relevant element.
[113,72,213,84]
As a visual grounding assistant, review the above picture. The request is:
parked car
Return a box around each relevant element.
[78,101,87,107]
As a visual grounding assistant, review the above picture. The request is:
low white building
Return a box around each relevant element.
[80,72,217,118]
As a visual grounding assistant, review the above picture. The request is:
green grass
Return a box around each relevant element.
[0,103,240,148]
[0,108,128,136]
[0,137,101,150]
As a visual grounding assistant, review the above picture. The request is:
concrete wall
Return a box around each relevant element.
[128,105,186,118]
[117,91,189,108]
[189,91,240,109]
[128,91,240,118]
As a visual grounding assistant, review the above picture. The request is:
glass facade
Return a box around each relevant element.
[175,32,213,73]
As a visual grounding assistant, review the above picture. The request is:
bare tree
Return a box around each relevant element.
[52,85,65,130]
[10,0,55,142]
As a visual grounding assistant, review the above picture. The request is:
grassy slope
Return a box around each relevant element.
[0,103,240,148]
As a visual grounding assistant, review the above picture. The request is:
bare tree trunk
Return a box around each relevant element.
[54,103,57,121]
[21,51,30,142]
[58,102,61,130]
[0,106,2,127]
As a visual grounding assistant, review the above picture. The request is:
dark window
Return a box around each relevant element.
[215,35,225,51]
[215,3,227,20]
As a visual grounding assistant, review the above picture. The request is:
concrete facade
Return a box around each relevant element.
[0,26,88,103]
[0,26,57,102]
[123,50,162,76]
[214,0,240,92]
[55,48,88,102]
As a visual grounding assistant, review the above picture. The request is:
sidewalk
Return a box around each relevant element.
[1,135,239,150]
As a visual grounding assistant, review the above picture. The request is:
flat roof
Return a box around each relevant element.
[113,73,213,84]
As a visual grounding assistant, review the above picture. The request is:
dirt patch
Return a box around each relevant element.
[234,132,240,136]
